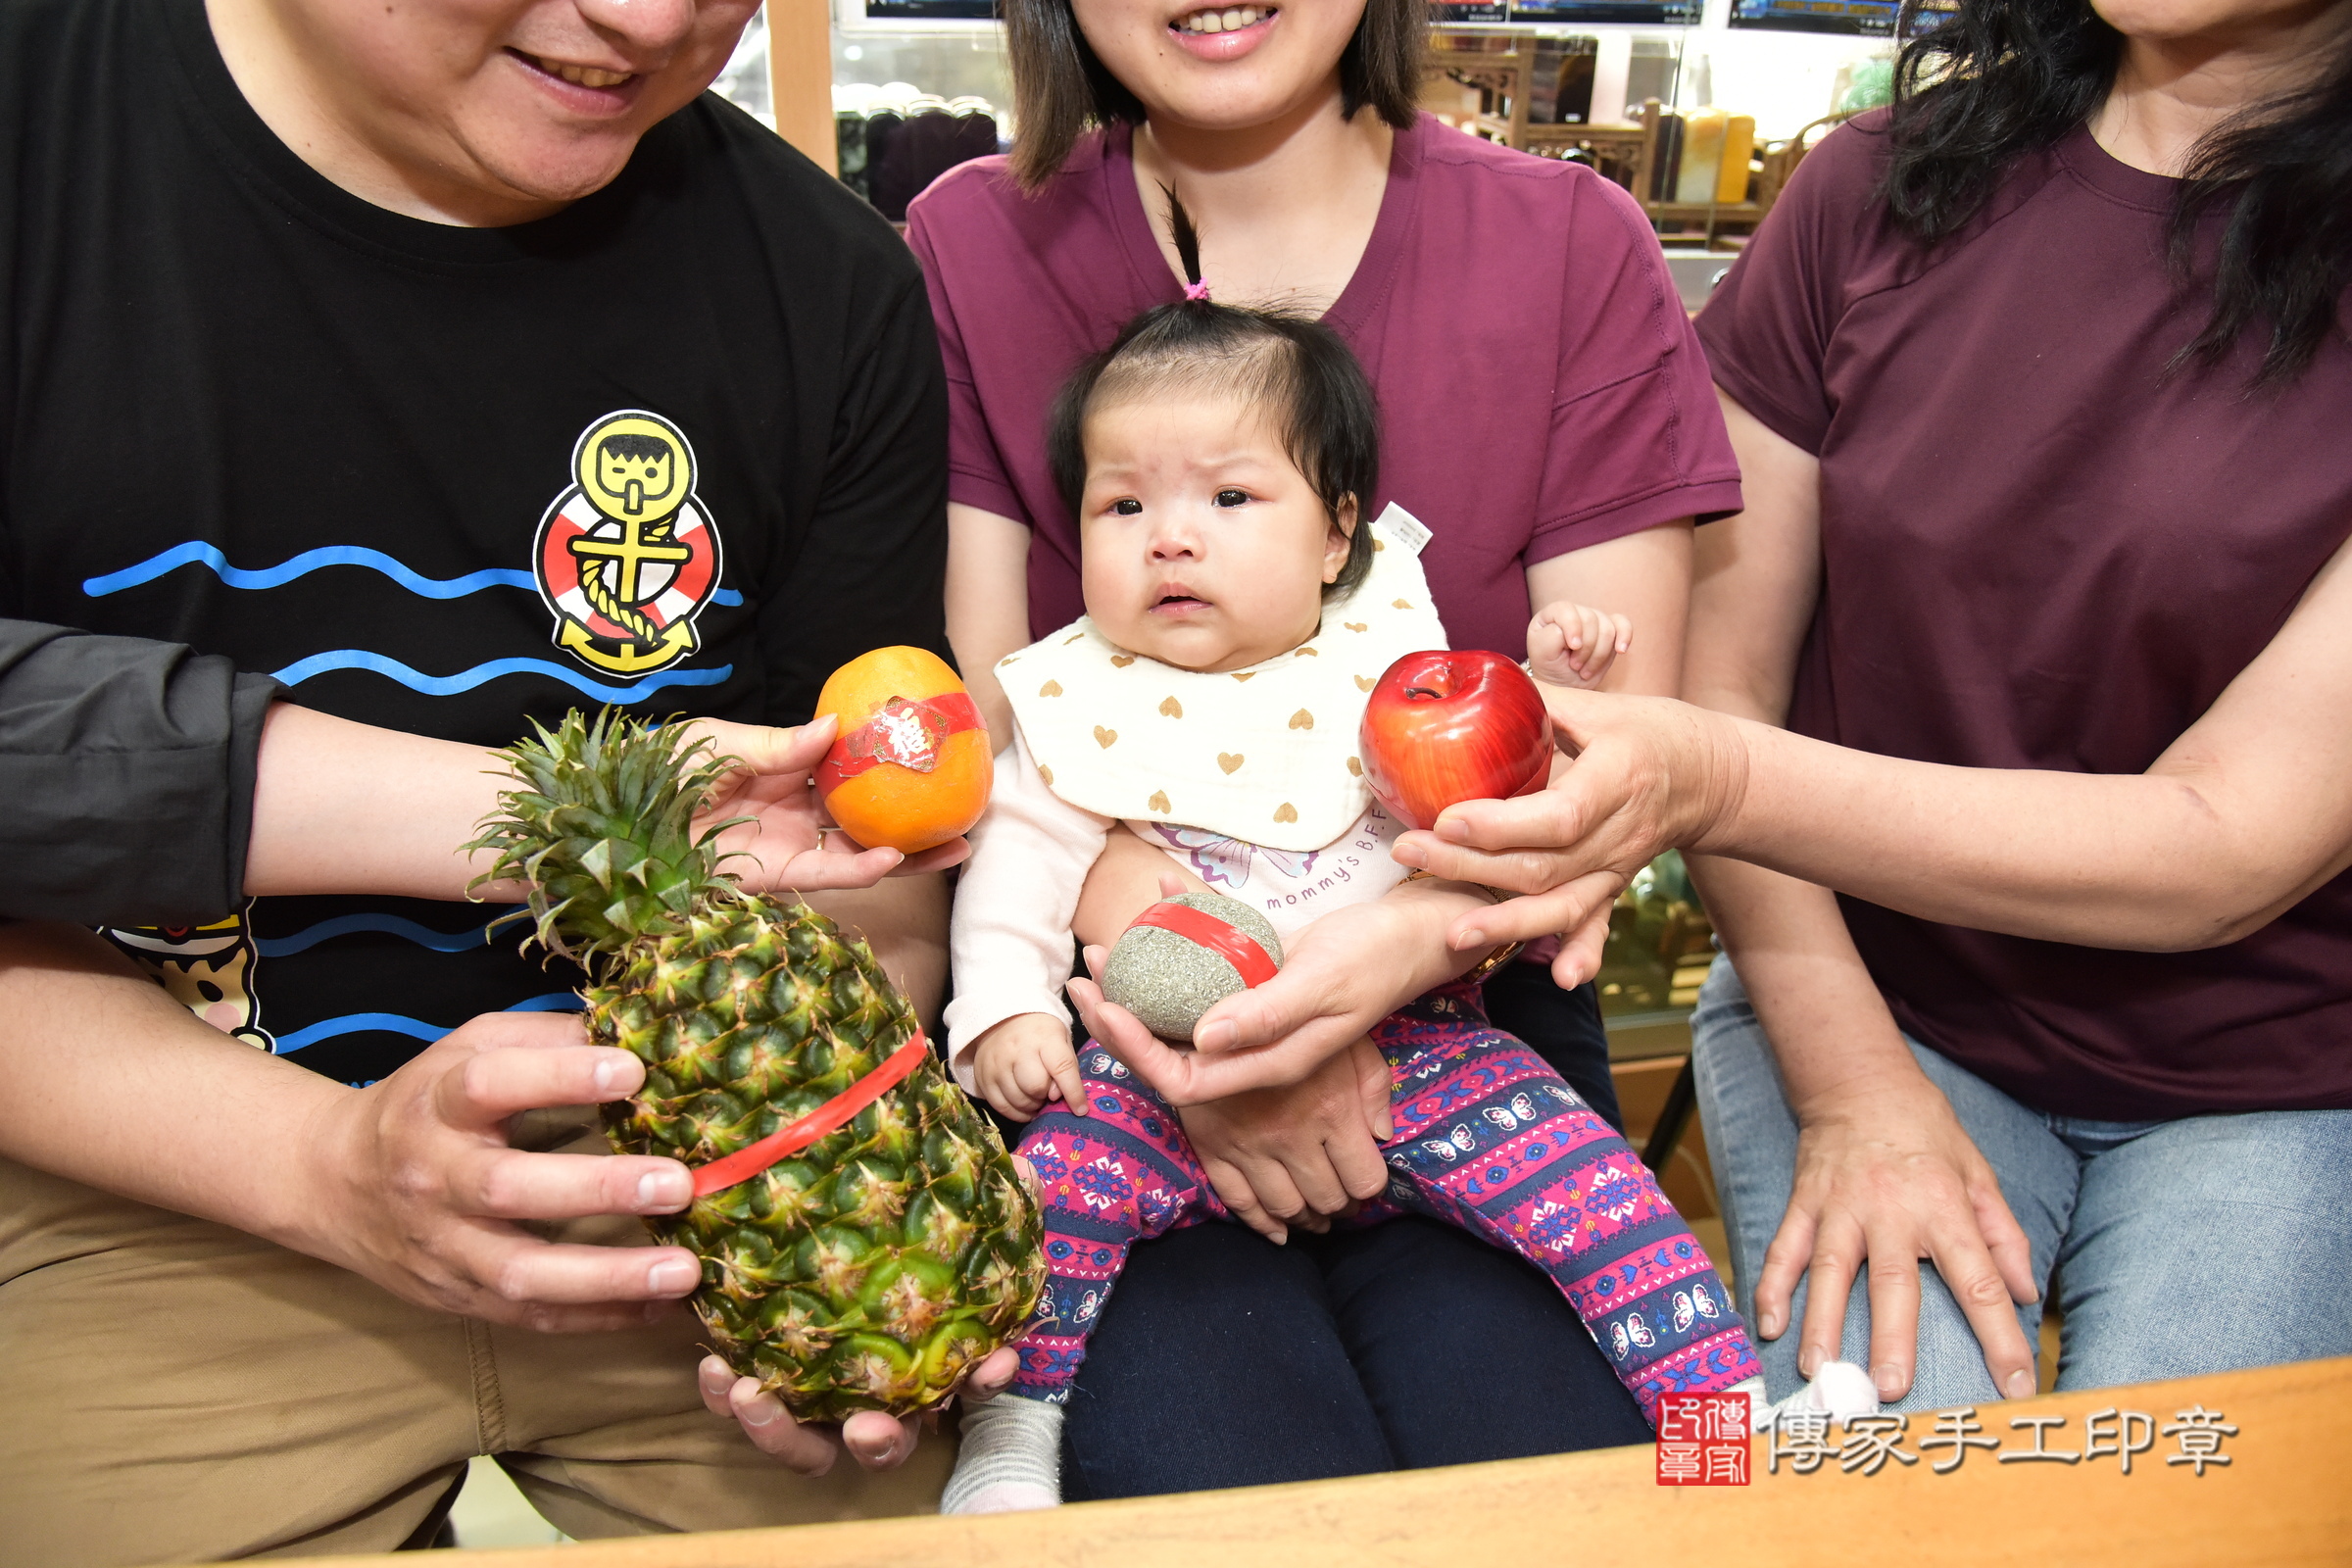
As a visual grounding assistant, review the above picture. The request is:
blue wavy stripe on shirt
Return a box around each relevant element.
[270,651,734,703]
[270,992,581,1054]
[255,908,524,958]
[80,541,741,607]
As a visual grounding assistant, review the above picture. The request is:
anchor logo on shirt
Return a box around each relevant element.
[532,409,724,675]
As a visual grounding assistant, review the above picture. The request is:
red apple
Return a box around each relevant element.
[1357,650,1554,831]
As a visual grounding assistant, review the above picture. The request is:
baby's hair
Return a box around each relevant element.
[1048,192,1379,599]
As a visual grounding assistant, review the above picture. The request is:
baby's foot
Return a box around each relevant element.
[942,1392,1064,1514]
[1744,1361,1882,1432]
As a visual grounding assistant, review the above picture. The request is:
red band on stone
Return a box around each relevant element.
[688,1030,930,1198]
[815,692,985,797]
[1126,902,1280,989]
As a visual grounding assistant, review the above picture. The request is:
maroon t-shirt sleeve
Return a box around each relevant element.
[1695,118,1886,455]
[906,191,1030,525]
[1527,175,1744,564]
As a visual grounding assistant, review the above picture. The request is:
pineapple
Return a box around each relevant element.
[469,709,1044,1421]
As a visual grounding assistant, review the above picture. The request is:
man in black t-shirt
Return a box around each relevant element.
[0,0,991,1553]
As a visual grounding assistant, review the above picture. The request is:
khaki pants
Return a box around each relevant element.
[0,1110,951,1565]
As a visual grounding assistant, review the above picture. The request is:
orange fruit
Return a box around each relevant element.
[813,646,993,855]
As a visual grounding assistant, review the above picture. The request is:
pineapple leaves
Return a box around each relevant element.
[466,706,753,971]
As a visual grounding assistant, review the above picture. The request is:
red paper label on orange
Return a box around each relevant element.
[817,691,983,796]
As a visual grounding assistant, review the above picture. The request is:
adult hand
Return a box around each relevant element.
[297,1010,702,1335]
[685,714,971,889]
[1067,895,1443,1104]
[697,1346,1021,1476]
[1763,1072,2042,1402]
[1392,688,1748,985]
[694,1153,1041,1471]
[1176,1038,1396,1244]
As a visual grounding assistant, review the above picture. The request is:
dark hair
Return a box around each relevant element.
[1885,0,2352,387]
[1047,194,1379,598]
[600,433,672,461]
[1002,0,1426,189]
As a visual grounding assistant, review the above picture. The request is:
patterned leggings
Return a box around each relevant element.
[1009,980,1760,1427]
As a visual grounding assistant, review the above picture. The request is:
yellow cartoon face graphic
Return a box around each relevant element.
[576,413,694,520]
[101,910,273,1052]
[592,433,677,517]
[536,409,725,677]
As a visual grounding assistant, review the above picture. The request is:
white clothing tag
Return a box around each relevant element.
[1373,502,1432,557]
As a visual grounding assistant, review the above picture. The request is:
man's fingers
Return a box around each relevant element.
[726,1376,842,1475]
[778,843,906,891]
[450,1146,692,1221]
[959,1345,1020,1403]
[447,1227,702,1309]
[436,1039,628,1130]
[1860,1235,1923,1401]
[892,838,970,875]
[691,713,835,780]
[1011,1154,1044,1207]
[842,1410,920,1470]
[700,1355,740,1419]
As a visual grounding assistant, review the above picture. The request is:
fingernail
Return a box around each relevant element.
[593,1056,627,1095]
[1875,1363,1903,1397]
[635,1169,690,1211]
[1798,1347,1821,1379]
[1758,1309,1781,1338]
[648,1258,699,1294]
[740,1398,782,1428]
[1200,1020,1237,1051]
[1437,819,1469,843]
[1458,928,1486,949]
[2006,1368,2037,1399]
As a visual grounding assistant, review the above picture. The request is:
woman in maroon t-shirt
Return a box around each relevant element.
[910,0,1736,1496]
[1395,0,2352,1413]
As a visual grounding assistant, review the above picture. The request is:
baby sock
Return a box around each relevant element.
[1747,1360,1881,1432]
[941,1394,1063,1514]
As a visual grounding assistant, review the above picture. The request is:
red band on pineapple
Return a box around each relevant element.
[688,1029,931,1198]
[815,692,985,796]
[1125,902,1280,989]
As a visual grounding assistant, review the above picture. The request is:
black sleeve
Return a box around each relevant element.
[0,619,281,924]
[757,270,953,726]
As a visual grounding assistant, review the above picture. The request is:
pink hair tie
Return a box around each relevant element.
[1183,280,1211,301]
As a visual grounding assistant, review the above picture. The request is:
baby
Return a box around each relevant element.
[940,260,1820,1513]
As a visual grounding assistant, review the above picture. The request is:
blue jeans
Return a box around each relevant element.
[1691,959,2352,1409]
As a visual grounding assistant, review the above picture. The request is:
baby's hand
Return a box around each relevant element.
[1526,600,1633,689]
[971,1011,1088,1122]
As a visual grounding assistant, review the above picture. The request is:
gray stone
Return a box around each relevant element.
[1099,892,1284,1044]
